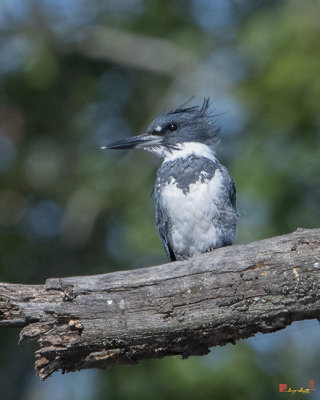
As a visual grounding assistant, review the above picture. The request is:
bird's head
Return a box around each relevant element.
[102,98,220,159]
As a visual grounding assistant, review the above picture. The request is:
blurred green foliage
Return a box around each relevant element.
[0,0,319,399]
[234,0,320,241]
[95,345,297,400]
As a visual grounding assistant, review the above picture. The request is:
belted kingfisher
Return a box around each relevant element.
[102,98,237,261]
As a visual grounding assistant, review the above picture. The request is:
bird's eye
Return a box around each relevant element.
[167,123,178,132]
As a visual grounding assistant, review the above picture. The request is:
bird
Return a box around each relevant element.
[102,98,237,261]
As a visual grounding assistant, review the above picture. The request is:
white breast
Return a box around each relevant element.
[160,169,225,258]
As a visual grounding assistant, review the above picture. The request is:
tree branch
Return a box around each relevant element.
[1,228,320,379]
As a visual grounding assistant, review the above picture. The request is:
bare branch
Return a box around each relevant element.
[1,228,320,380]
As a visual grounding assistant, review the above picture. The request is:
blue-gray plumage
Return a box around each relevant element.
[102,98,237,261]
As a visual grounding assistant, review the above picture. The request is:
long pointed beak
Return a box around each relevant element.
[101,133,162,150]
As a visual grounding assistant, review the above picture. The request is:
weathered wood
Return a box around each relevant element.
[0,228,320,379]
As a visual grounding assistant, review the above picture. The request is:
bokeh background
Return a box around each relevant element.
[0,0,320,399]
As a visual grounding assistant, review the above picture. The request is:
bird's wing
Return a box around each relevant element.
[153,189,176,261]
[217,166,238,244]
[226,170,236,209]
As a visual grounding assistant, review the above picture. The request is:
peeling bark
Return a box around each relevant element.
[0,228,320,379]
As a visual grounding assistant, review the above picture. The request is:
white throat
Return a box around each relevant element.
[145,142,216,163]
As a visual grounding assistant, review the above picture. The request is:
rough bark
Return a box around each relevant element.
[0,228,320,380]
